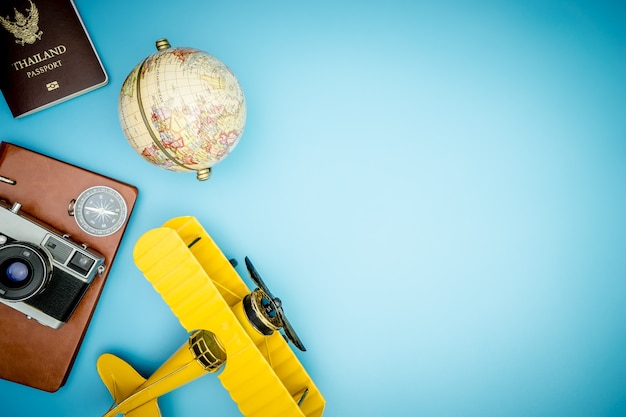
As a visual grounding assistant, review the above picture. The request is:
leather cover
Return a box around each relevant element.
[0,0,108,118]
[0,142,138,392]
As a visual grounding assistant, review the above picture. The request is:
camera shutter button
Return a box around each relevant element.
[10,202,21,213]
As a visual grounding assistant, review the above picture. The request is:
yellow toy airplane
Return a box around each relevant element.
[97,216,325,417]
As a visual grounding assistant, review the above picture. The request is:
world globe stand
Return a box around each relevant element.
[196,168,211,181]
[155,38,171,51]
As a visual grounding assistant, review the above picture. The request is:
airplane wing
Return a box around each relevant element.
[133,216,325,417]
[162,216,249,307]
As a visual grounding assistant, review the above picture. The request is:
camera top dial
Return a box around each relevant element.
[70,186,128,237]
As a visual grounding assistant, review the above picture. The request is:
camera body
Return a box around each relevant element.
[0,200,105,329]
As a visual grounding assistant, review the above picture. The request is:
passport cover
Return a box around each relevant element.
[0,142,138,392]
[0,0,107,118]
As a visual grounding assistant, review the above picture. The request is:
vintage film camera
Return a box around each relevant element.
[0,199,105,329]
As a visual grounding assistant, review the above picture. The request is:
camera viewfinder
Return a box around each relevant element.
[68,252,95,276]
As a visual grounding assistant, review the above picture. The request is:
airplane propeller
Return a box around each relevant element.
[244,256,306,351]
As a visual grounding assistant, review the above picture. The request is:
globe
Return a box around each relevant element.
[119,39,246,181]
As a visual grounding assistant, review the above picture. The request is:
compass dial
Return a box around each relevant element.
[73,186,128,237]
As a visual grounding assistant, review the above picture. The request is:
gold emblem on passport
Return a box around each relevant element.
[0,0,43,46]
[46,81,59,91]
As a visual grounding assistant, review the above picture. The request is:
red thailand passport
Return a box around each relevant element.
[0,0,108,117]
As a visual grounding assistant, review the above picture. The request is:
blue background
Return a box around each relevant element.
[1,1,625,416]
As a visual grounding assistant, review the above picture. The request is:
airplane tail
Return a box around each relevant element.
[98,354,147,404]
[97,331,226,417]
[97,353,161,417]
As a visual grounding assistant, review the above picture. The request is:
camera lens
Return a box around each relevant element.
[4,261,30,286]
[0,243,50,301]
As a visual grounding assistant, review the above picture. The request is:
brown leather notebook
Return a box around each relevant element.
[0,0,108,117]
[0,142,137,392]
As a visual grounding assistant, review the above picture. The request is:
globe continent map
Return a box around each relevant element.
[119,45,246,178]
